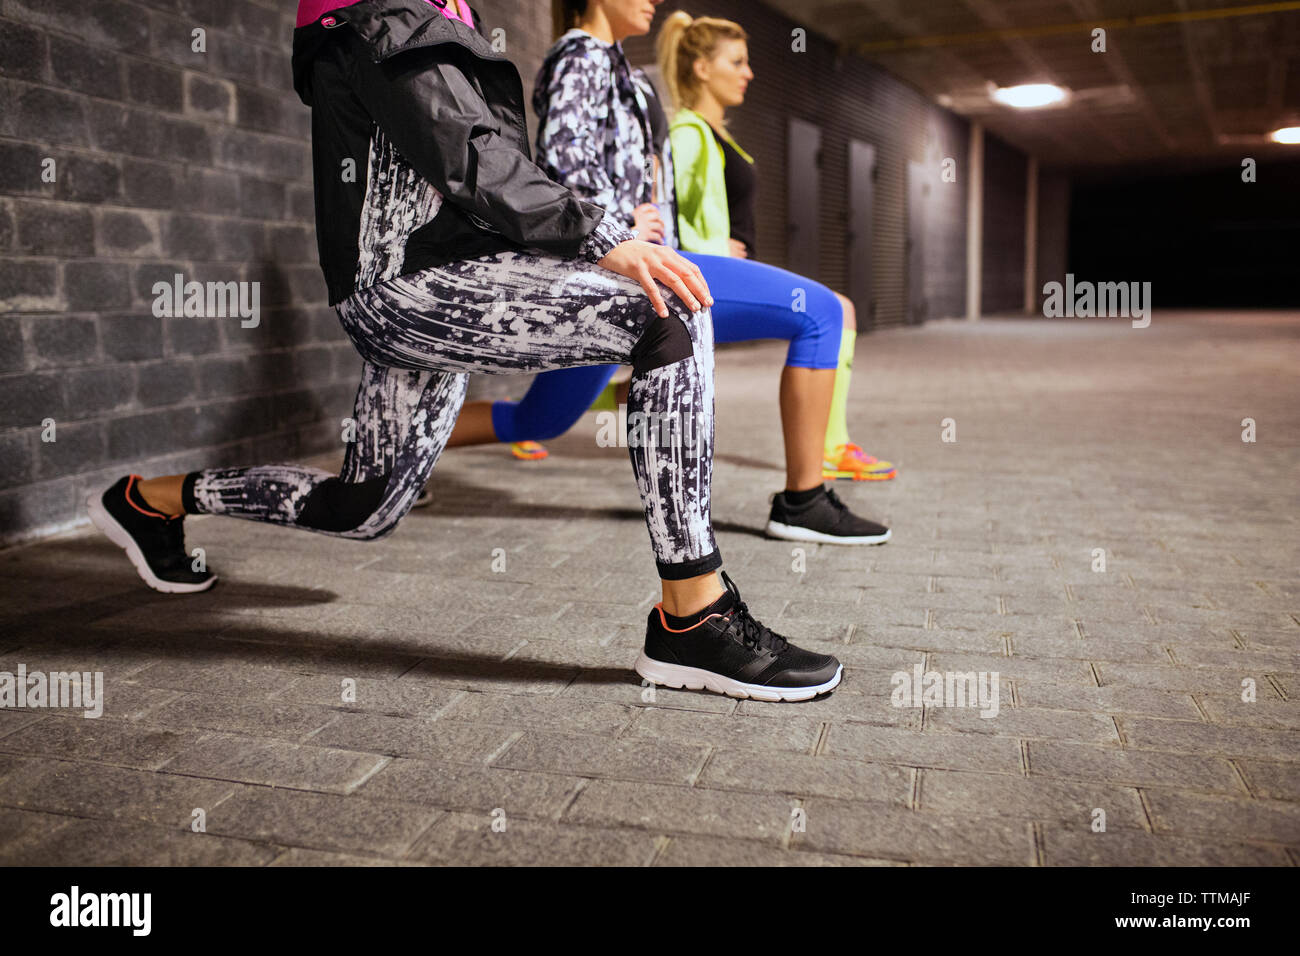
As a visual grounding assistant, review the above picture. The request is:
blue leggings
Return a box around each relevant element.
[491,251,843,442]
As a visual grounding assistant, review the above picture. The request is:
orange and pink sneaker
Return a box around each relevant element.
[823,443,896,481]
[510,440,549,461]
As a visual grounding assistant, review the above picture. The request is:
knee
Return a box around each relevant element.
[295,473,392,537]
[630,306,700,376]
[834,292,856,332]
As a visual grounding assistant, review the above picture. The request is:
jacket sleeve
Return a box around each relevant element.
[669,122,731,257]
[347,36,631,262]
[536,49,626,228]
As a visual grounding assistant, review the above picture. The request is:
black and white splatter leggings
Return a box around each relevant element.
[179,250,721,580]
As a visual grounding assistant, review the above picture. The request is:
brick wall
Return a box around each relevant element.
[0,0,555,545]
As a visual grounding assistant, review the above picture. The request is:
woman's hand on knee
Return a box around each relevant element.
[599,240,713,318]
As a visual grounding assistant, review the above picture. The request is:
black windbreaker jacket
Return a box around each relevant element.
[291,0,631,306]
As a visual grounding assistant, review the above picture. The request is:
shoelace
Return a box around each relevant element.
[719,571,788,655]
[824,486,851,513]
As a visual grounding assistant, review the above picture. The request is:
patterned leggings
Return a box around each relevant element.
[179,250,721,580]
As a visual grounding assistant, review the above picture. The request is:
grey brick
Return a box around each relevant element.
[126,59,184,112]
[629,708,823,753]
[440,691,635,737]
[699,750,914,803]
[95,208,159,256]
[63,261,131,312]
[794,797,1037,864]
[0,370,65,425]
[14,200,93,256]
[1238,760,1300,801]
[358,758,581,817]
[1117,716,1300,760]
[63,364,135,415]
[134,359,196,407]
[56,153,123,203]
[823,722,1025,772]
[86,102,159,157]
[0,431,34,489]
[47,34,123,99]
[567,778,794,843]
[0,23,46,82]
[655,835,900,866]
[0,259,60,312]
[235,84,308,138]
[121,157,180,209]
[11,84,89,147]
[0,716,201,771]
[405,811,657,866]
[0,815,278,866]
[494,731,708,784]
[159,213,217,259]
[9,0,150,52]
[27,314,98,366]
[308,711,515,764]
[0,756,235,828]
[0,317,22,372]
[184,71,234,121]
[205,786,440,856]
[1027,740,1243,792]
[919,768,1149,828]
[144,693,336,741]
[34,420,105,478]
[237,176,287,220]
[162,733,385,792]
[99,312,163,361]
[1144,788,1300,843]
[1040,828,1289,866]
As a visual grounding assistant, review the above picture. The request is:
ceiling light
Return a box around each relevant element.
[992,83,1068,109]
[1270,126,1300,144]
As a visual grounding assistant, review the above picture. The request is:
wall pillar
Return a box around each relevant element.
[966,121,984,321]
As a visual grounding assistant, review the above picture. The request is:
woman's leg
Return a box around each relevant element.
[335,250,722,595]
[676,251,890,546]
[678,251,840,490]
[824,291,857,455]
[444,365,619,449]
[179,363,466,539]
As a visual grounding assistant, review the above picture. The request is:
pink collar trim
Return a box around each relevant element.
[296,1,472,29]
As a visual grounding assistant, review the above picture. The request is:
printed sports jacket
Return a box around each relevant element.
[533,30,679,250]
[291,0,633,306]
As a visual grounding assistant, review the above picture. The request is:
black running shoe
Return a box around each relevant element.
[765,485,891,545]
[86,475,216,593]
[634,572,841,702]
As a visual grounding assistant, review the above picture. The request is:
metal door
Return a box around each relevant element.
[787,117,822,279]
[847,140,876,327]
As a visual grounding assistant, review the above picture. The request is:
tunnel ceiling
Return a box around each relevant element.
[758,0,1300,167]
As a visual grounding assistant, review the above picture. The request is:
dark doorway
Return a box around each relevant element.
[848,139,877,328]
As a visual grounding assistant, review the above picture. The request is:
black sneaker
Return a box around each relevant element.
[634,572,842,702]
[765,485,891,545]
[86,475,217,593]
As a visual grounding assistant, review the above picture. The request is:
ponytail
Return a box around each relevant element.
[655,10,747,112]
[551,0,586,40]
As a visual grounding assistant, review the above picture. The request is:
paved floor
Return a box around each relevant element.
[1,311,1297,866]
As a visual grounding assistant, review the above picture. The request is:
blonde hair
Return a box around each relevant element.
[655,10,747,111]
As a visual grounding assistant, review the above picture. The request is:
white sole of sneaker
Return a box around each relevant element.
[764,520,891,546]
[634,652,842,702]
[85,492,216,594]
